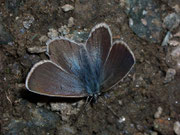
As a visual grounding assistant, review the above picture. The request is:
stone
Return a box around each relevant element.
[27,46,46,54]
[174,121,180,135]
[39,35,49,44]
[47,28,59,39]
[68,17,74,27]
[164,68,176,83]
[154,107,163,119]
[57,124,77,135]
[163,13,180,31]
[23,15,35,29]
[61,4,74,12]
[58,25,70,36]
[167,46,180,70]
[126,0,163,43]
[50,100,84,121]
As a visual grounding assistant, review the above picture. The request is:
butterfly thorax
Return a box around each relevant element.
[75,49,102,96]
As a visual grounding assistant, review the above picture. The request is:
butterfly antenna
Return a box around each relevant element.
[98,97,120,120]
[71,96,93,125]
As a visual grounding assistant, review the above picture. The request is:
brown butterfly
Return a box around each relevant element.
[26,23,135,101]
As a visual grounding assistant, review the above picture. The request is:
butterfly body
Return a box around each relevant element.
[26,23,135,98]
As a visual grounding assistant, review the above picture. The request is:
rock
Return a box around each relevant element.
[61,4,74,12]
[151,131,158,135]
[163,13,180,31]
[154,107,163,119]
[118,116,126,123]
[164,68,176,83]
[161,31,172,46]
[23,15,35,29]
[50,100,84,121]
[39,35,49,44]
[126,0,163,43]
[58,25,70,36]
[166,46,180,74]
[57,124,77,135]
[27,46,46,54]
[168,29,180,46]
[169,40,180,46]
[68,17,74,28]
[174,121,180,135]
[47,28,59,39]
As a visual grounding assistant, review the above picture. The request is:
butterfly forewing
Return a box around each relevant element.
[47,38,85,74]
[86,24,112,73]
[26,60,88,97]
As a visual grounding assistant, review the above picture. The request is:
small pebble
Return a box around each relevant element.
[61,4,74,12]
[169,40,180,46]
[68,17,74,27]
[163,13,180,31]
[50,102,62,112]
[118,116,126,123]
[47,28,59,39]
[129,18,133,26]
[154,107,163,119]
[58,25,70,36]
[174,121,180,135]
[23,15,35,29]
[37,102,46,107]
[164,68,176,83]
[39,35,49,44]
[58,124,77,134]
[151,131,158,135]
[161,31,172,46]
[118,100,123,105]
[50,102,81,121]
[27,46,46,53]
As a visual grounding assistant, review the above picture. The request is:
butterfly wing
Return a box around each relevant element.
[101,40,135,91]
[47,37,85,74]
[86,23,112,65]
[26,60,88,97]
[85,23,112,85]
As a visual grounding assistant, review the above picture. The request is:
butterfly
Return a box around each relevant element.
[25,23,135,101]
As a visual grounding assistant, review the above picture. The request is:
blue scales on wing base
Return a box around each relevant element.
[69,46,102,96]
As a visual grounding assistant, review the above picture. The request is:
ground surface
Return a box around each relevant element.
[0,0,180,135]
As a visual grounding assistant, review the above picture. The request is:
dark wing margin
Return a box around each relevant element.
[101,40,135,91]
[25,60,88,97]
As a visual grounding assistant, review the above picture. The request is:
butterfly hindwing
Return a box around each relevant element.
[101,40,135,91]
[26,60,88,97]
